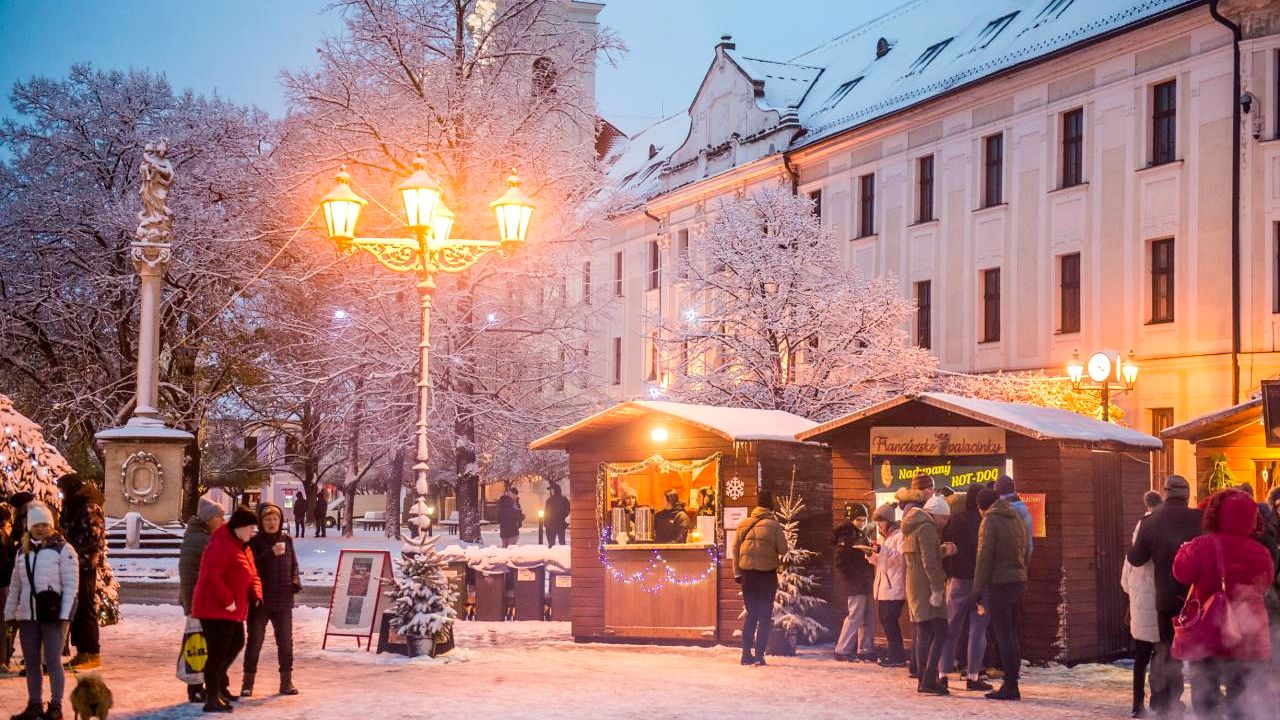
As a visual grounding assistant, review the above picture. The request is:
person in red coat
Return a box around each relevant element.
[191,508,262,714]
[1172,489,1273,719]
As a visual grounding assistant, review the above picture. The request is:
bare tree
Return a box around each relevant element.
[656,186,936,422]
[274,0,619,541]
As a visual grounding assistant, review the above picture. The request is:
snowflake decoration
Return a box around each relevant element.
[725,476,745,501]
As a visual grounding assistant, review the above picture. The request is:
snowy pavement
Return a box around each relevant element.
[0,604,1136,719]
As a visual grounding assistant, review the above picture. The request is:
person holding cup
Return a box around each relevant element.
[242,503,301,698]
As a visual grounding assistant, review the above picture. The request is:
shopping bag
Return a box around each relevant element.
[176,616,207,685]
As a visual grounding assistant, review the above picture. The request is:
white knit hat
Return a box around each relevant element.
[26,501,53,527]
[923,494,950,517]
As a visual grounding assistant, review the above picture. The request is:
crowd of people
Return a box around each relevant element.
[1123,477,1280,718]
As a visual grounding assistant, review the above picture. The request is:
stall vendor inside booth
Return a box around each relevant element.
[605,457,718,546]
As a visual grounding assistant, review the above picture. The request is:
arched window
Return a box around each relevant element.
[532,57,557,97]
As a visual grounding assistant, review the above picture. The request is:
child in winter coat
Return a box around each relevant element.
[5,501,79,720]
[242,502,301,697]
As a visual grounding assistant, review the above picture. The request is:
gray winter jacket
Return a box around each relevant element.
[179,519,212,614]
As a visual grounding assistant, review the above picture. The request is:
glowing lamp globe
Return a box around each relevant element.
[490,170,536,252]
[320,168,367,249]
[430,200,455,247]
[1066,351,1085,388]
[398,157,442,231]
[1122,352,1140,388]
[650,427,669,443]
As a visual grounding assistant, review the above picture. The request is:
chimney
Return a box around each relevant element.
[716,34,735,52]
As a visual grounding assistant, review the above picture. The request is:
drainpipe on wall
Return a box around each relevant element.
[782,151,799,194]
[1209,0,1242,405]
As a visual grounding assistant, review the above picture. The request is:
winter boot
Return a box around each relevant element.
[42,702,62,720]
[8,702,43,720]
[985,680,1021,701]
[966,678,994,691]
[740,649,754,666]
[239,673,255,698]
[202,698,233,714]
[279,672,298,696]
[67,653,101,671]
[188,684,207,704]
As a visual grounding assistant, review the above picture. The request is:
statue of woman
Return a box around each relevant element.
[136,138,174,243]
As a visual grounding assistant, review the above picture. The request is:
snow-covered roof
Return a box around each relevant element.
[797,392,1163,449]
[1161,398,1261,441]
[604,0,1197,204]
[726,51,823,111]
[528,400,818,450]
[792,0,1194,146]
[604,112,691,202]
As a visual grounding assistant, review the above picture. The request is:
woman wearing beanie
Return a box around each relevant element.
[868,502,908,667]
[241,503,300,697]
[192,507,262,714]
[179,497,225,704]
[5,501,78,720]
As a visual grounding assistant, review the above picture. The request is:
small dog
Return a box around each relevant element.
[69,672,113,720]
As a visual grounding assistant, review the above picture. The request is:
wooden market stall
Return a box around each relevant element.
[529,400,829,644]
[1161,398,1280,502]
[795,392,1161,663]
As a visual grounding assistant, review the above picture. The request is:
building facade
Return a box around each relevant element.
[588,0,1280,482]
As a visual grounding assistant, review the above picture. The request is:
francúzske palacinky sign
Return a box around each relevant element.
[870,426,1006,457]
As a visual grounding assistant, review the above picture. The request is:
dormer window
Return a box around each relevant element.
[821,77,863,111]
[972,12,1018,51]
[532,56,556,96]
[648,144,659,159]
[906,38,952,76]
[876,37,892,59]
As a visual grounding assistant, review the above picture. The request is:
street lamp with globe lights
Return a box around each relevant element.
[319,159,536,546]
[1067,350,1139,422]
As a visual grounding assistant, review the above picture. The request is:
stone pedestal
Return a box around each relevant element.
[96,426,193,523]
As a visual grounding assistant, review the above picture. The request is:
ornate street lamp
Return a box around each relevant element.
[319,159,536,546]
[1067,350,1139,422]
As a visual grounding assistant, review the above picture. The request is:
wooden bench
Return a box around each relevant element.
[437,512,497,535]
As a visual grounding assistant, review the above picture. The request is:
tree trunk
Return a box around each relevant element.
[181,429,201,521]
[341,374,365,538]
[385,448,404,539]
[453,279,482,543]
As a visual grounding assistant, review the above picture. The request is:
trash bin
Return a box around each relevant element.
[442,561,468,620]
[474,568,507,622]
[513,565,546,621]
[548,572,571,621]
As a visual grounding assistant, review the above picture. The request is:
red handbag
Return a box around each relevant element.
[1172,536,1241,661]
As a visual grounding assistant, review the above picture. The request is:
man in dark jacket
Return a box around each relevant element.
[543,484,569,548]
[974,488,1029,701]
[242,502,300,697]
[653,490,690,544]
[1126,474,1202,717]
[178,496,224,703]
[939,486,992,690]
[291,494,307,538]
[312,489,328,538]
[831,503,876,661]
[498,491,524,548]
[57,474,106,670]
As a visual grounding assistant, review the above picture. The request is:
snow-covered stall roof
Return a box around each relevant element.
[1161,398,1261,441]
[792,0,1195,147]
[529,400,817,450]
[797,392,1163,450]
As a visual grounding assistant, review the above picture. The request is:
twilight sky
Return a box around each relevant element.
[0,0,886,135]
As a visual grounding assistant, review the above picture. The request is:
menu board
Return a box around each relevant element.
[323,549,394,650]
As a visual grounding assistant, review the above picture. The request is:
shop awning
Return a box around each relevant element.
[529,400,817,450]
[1160,398,1260,441]
[796,392,1163,450]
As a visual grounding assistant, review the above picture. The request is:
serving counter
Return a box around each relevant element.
[602,543,718,640]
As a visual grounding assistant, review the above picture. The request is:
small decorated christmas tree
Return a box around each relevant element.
[389,533,458,657]
[772,493,827,644]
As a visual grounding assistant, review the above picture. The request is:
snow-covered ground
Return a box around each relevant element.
[112,527,565,586]
[0,603,1138,719]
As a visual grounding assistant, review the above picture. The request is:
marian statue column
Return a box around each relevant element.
[129,140,175,427]
[97,139,194,526]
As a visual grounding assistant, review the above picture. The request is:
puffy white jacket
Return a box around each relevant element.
[5,537,79,622]
[869,528,906,601]
[1120,517,1159,643]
